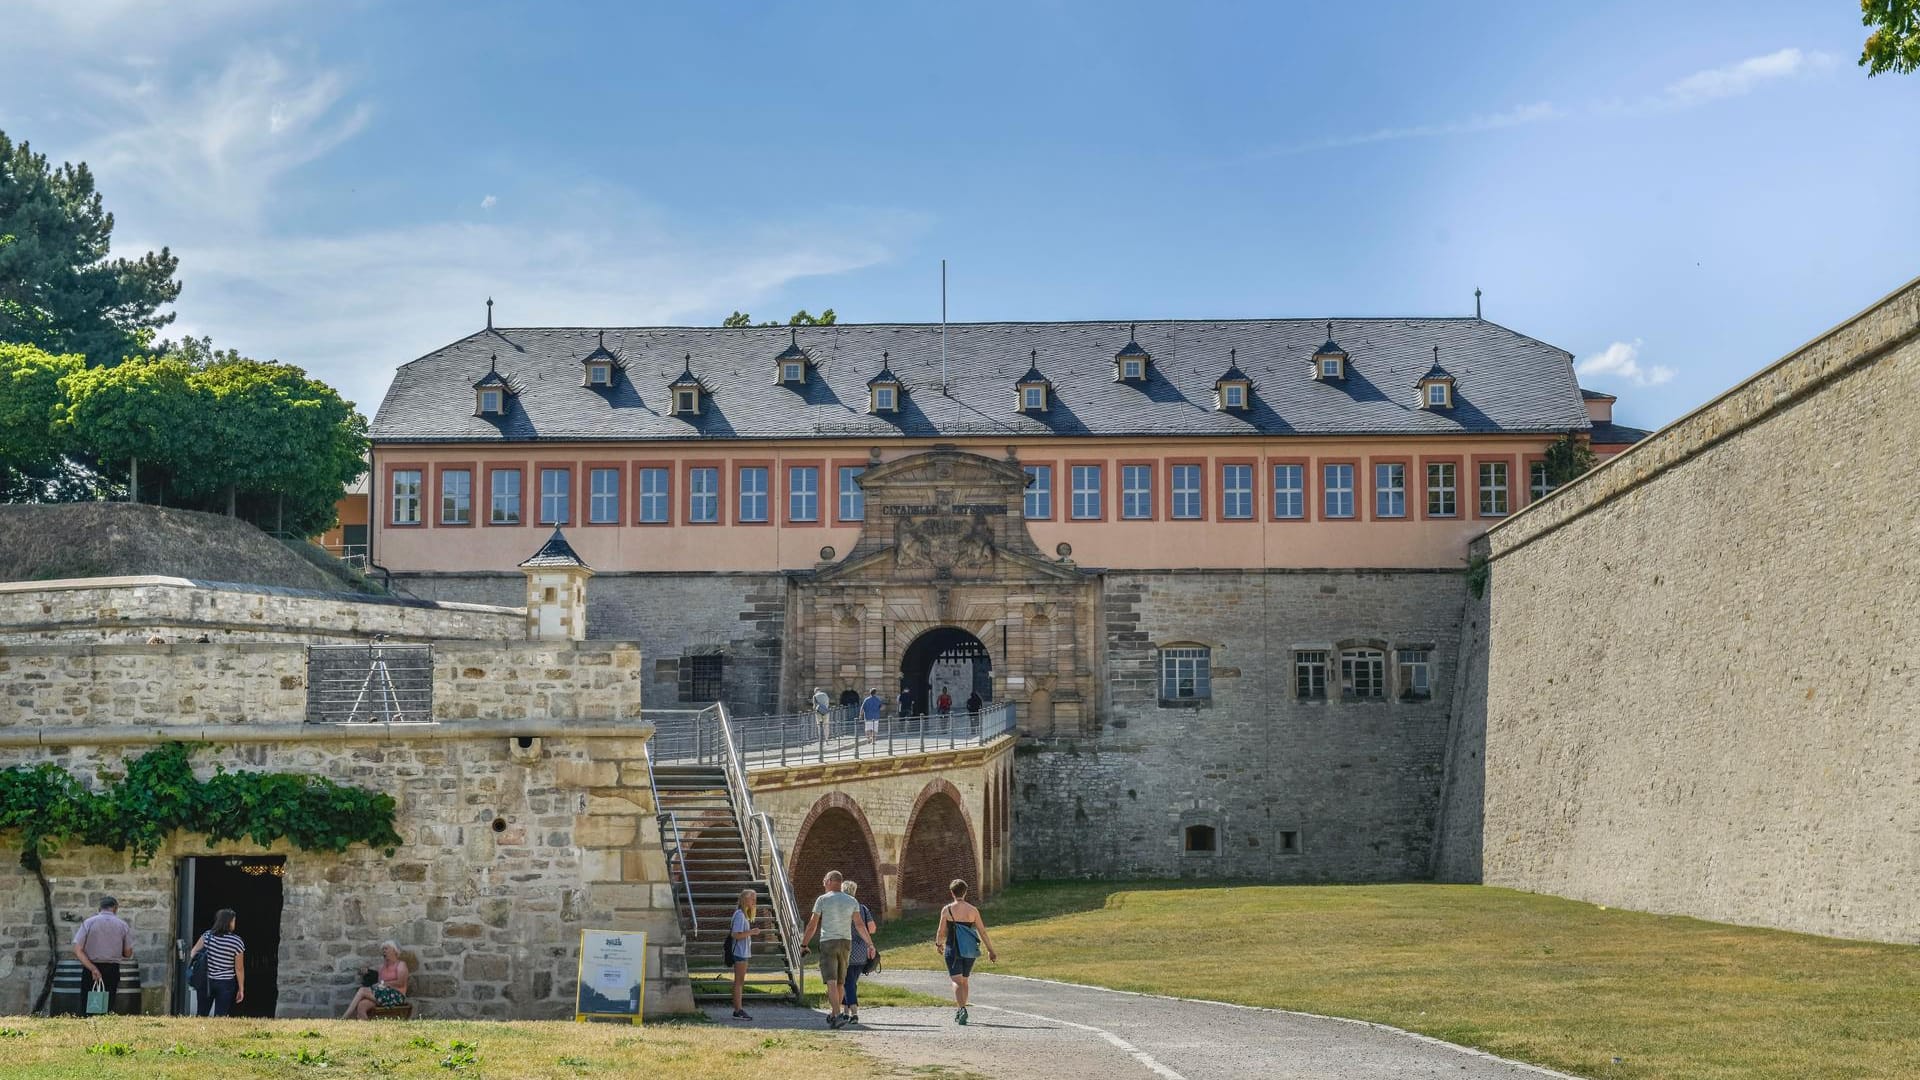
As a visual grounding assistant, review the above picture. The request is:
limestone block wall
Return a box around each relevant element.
[1013,568,1467,882]
[1462,275,1920,944]
[0,641,643,729]
[0,577,523,644]
[396,572,787,715]
[0,731,691,1018]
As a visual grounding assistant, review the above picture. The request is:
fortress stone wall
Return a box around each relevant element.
[1445,275,1920,943]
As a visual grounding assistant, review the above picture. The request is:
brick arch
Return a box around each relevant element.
[789,792,883,910]
[898,778,981,911]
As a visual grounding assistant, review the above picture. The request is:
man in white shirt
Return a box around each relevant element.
[799,871,874,1029]
[73,896,133,1005]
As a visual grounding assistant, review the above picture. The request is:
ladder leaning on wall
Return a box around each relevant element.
[647,703,804,1004]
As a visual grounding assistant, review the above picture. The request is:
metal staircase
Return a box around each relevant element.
[649,705,804,1003]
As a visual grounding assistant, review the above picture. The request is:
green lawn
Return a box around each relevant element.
[0,1015,884,1079]
[873,881,1920,1080]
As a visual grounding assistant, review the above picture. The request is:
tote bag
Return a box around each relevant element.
[85,979,110,1015]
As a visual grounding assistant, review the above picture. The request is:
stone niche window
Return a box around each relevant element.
[1278,828,1301,855]
[1396,647,1433,701]
[1183,823,1218,855]
[1339,646,1387,701]
[679,653,724,703]
[1159,645,1212,706]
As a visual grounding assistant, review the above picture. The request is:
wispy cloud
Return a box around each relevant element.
[1254,102,1560,157]
[480,195,497,210]
[1576,339,1674,387]
[1652,47,1829,110]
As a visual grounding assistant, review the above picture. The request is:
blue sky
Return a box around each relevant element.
[3,1,1915,429]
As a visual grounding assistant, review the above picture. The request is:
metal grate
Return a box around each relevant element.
[306,642,434,724]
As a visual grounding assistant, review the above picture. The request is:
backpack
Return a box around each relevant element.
[946,905,981,959]
[187,933,210,993]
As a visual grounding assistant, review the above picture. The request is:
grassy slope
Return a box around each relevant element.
[0,503,361,592]
[0,1015,884,1080]
[873,881,1920,1080]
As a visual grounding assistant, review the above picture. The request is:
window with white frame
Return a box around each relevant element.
[1024,465,1052,519]
[1530,460,1552,503]
[1121,464,1153,520]
[1222,463,1253,519]
[1022,386,1047,411]
[1323,463,1355,518]
[588,468,619,524]
[1071,464,1102,519]
[1397,648,1432,701]
[479,388,502,414]
[1122,358,1144,381]
[1294,650,1327,700]
[1223,383,1246,409]
[587,363,611,386]
[1375,463,1405,518]
[839,465,865,521]
[1170,464,1202,519]
[1479,461,1510,516]
[1273,464,1304,519]
[440,469,471,525]
[675,388,698,414]
[539,468,570,525]
[1427,383,1447,407]
[1160,646,1212,702]
[638,467,669,523]
[782,361,804,383]
[490,469,521,524]
[1340,647,1386,700]
[392,470,422,525]
[873,385,897,412]
[738,466,768,523]
[789,465,819,522]
[1427,462,1457,517]
[688,467,719,523]
[1320,357,1341,379]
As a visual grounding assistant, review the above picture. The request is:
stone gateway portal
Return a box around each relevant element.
[900,626,992,715]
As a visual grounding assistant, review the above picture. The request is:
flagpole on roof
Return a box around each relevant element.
[941,258,949,395]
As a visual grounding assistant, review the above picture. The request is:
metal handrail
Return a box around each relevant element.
[749,810,803,994]
[660,809,697,936]
[653,702,1018,769]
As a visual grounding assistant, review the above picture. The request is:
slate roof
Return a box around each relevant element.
[519,527,590,570]
[1589,420,1653,445]
[371,318,1591,443]
[1416,363,1455,384]
[1579,387,1617,401]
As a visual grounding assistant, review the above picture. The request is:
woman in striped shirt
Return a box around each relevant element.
[189,908,245,1016]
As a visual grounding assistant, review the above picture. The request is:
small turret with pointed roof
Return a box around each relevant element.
[669,354,707,416]
[519,528,593,641]
[1114,323,1151,383]
[519,526,590,570]
[1312,322,1348,381]
[1415,345,1456,409]
[866,352,904,414]
[473,355,512,415]
[581,331,620,388]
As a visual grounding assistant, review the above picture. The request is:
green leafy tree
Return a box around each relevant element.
[184,354,368,534]
[60,353,203,502]
[0,342,81,477]
[722,308,839,327]
[1862,0,1920,74]
[0,130,182,363]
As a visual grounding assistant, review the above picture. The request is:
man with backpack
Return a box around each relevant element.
[932,878,997,1026]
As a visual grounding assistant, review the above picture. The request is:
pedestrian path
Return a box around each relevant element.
[703,969,1579,1079]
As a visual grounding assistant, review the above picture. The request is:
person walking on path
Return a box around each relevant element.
[896,686,913,724]
[188,908,246,1016]
[966,690,983,722]
[861,688,883,742]
[812,686,832,743]
[727,888,757,1020]
[799,870,875,1029]
[937,689,953,723]
[841,881,879,1024]
[72,896,133,1008]
[933,879,997,1026]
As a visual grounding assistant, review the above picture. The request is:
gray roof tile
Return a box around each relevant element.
[371,318,1591,443]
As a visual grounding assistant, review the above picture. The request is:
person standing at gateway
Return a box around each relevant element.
[188,908,246,1016]
[72,896,133,1006]
[798,870,875,1029]
[861,687,883,742]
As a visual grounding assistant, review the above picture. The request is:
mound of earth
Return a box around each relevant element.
[0,502,360,592]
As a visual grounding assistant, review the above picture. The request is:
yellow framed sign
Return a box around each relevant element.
[574,928,647,1024]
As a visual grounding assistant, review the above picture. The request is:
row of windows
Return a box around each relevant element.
[1022,458,1551,523]
[389,464,868,527]
[1159,644,1433,704]
[390,457,1557,527]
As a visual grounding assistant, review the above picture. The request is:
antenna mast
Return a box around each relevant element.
[940,259,949,394]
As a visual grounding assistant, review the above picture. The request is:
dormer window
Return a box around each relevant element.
[1114,324,1152,384]
[774,328,810,386]
[1313,322,1347,382]
[669,355,707,416]
[473,355,513,416]
[1415,348,1456,410]
[1215,350,1253,412]
[867,353,903,415]
[1015,350,1052,414]
[580,331,620,389]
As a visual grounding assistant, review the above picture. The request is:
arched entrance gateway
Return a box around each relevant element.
[789,794,883,908]
[898,780,981,909]
[899,626,992,716]
[786,448,1100,738]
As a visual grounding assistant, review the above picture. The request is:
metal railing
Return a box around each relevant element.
[652,702,1017,768]
[709,703,803,998]
[304,642,433,724]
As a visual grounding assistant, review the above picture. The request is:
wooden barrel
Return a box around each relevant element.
[49,958,87,1016]
[48,959,144,1016]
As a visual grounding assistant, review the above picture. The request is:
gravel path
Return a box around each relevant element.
[703,969,1580,1079]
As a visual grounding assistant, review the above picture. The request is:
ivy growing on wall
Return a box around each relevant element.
[0,742,402,870]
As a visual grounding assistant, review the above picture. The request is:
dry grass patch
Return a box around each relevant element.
[875,882,1920,1080]
[0,1014,886,1079]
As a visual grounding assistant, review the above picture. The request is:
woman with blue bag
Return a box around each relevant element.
[932,878,997,1026]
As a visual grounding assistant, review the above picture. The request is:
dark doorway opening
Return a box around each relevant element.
[899,627,993,717]
[173,855,285,1017]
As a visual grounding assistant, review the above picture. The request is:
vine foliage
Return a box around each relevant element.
[0,742,402,870]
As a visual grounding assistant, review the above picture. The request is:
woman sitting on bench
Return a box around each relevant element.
[343,941,411,1019]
